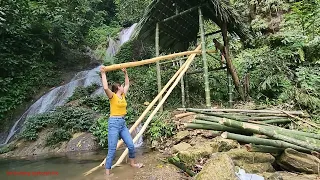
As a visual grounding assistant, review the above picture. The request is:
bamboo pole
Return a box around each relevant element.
[199,7,211,108]
[281,110,320,129]
[101,50,204,72]
[155,23,163,112]
[110,45,201,169]
[180,59,186,108]
[221,23,245,100]
[83,48,197,177]
[175,112,196,119]
[178,108,305,116]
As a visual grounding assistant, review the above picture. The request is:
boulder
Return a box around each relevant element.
[173,131,190,143]
[277,148,320,174]
[210,136,238,152]
[278,171,319,180]
[178,142,213,166]
[66,133,99,152]
[260,172,283,180]
[172,142,191,153]
[195,153,238,180]
[225,148,275,173]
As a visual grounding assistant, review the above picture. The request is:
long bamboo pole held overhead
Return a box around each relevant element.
[82,46,201,177]
[110,45,201,169]
[101,50,202,72]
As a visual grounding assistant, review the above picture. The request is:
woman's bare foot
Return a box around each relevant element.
[129,158,144,168]
[105,169,113,176]
[131,163,144,168]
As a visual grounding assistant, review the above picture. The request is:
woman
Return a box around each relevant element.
[100,67,143,176]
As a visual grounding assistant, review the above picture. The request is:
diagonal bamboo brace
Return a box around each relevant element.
[111,45,201,169]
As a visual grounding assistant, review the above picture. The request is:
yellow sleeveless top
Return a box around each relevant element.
[110,93,127,116]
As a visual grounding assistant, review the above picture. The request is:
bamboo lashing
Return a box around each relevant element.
[82,45,202,176]
[110,45,201,169]
[101,50,216,72]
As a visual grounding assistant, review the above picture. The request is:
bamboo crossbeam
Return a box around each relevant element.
[110,45,201,169]
[101,50,215,72]
[161,4,206,23]
[83,45,201,176]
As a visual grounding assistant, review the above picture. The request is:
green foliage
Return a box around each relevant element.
[89,116,109,149]
[45,129,72,147]
[114,0,152,26]
[20,106,96,145]
[67,84,99,102]
[0,0,117,127]
[80,95,110,115]
[85,23,121,49]
[146,111,176,142]
[0,143,16,154]
[114,39,154,64]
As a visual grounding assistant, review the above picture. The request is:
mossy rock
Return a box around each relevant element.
[210,136,239,152]
[172,142,191,153]
[238,163,275,173]
[225,148,275,164]
[178,142,213,166]
[225,149,275,173]
[260,172,283,180]
[277,148,320,174]
[173,131,190,143]
[195,153,238,180]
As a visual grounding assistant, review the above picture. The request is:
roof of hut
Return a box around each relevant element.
[131,0,253,52]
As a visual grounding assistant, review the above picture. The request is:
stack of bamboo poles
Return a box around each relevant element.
[179,108,320,154]
[83,45,209,176]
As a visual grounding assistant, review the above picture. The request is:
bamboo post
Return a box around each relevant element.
[155,23,163,112]
[111,45,201,169]
[185,74,190,106]
[198,7,211,108]
[180,59,186,108]
[83,46,201,177]
[101,50,204,72]
[227,70,233,107]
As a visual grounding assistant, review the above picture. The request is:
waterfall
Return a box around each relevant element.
[1,23,143,148]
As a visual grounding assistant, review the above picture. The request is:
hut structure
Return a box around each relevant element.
[131,0,252,108]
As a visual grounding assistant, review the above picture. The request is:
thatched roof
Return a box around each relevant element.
[132,0,253,52]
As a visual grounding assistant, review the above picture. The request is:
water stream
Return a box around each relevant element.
[0,148,154,180]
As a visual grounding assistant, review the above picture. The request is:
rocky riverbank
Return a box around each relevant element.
[150,110,320,180]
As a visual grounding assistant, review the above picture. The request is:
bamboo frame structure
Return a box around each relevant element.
[199,7,211,108]
[110,45,201,169]
[83,46,205,176]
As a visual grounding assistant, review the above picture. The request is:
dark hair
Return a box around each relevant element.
[111,83,120,93]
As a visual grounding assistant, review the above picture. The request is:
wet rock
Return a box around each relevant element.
[66,133,99,152]
[277,148,320,174]
[173,131,189,143]
[260,172,283,180]
[172,142,191,153]
[188,136,209,146]
[178,142,213,166]
[225,148,275,173]
[195,153,238,180]
[210,136,239,152]
[278,171,319,180]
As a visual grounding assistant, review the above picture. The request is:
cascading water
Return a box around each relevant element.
[1,23,143,147]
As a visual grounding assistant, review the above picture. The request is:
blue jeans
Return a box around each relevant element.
[105,117,135,169]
